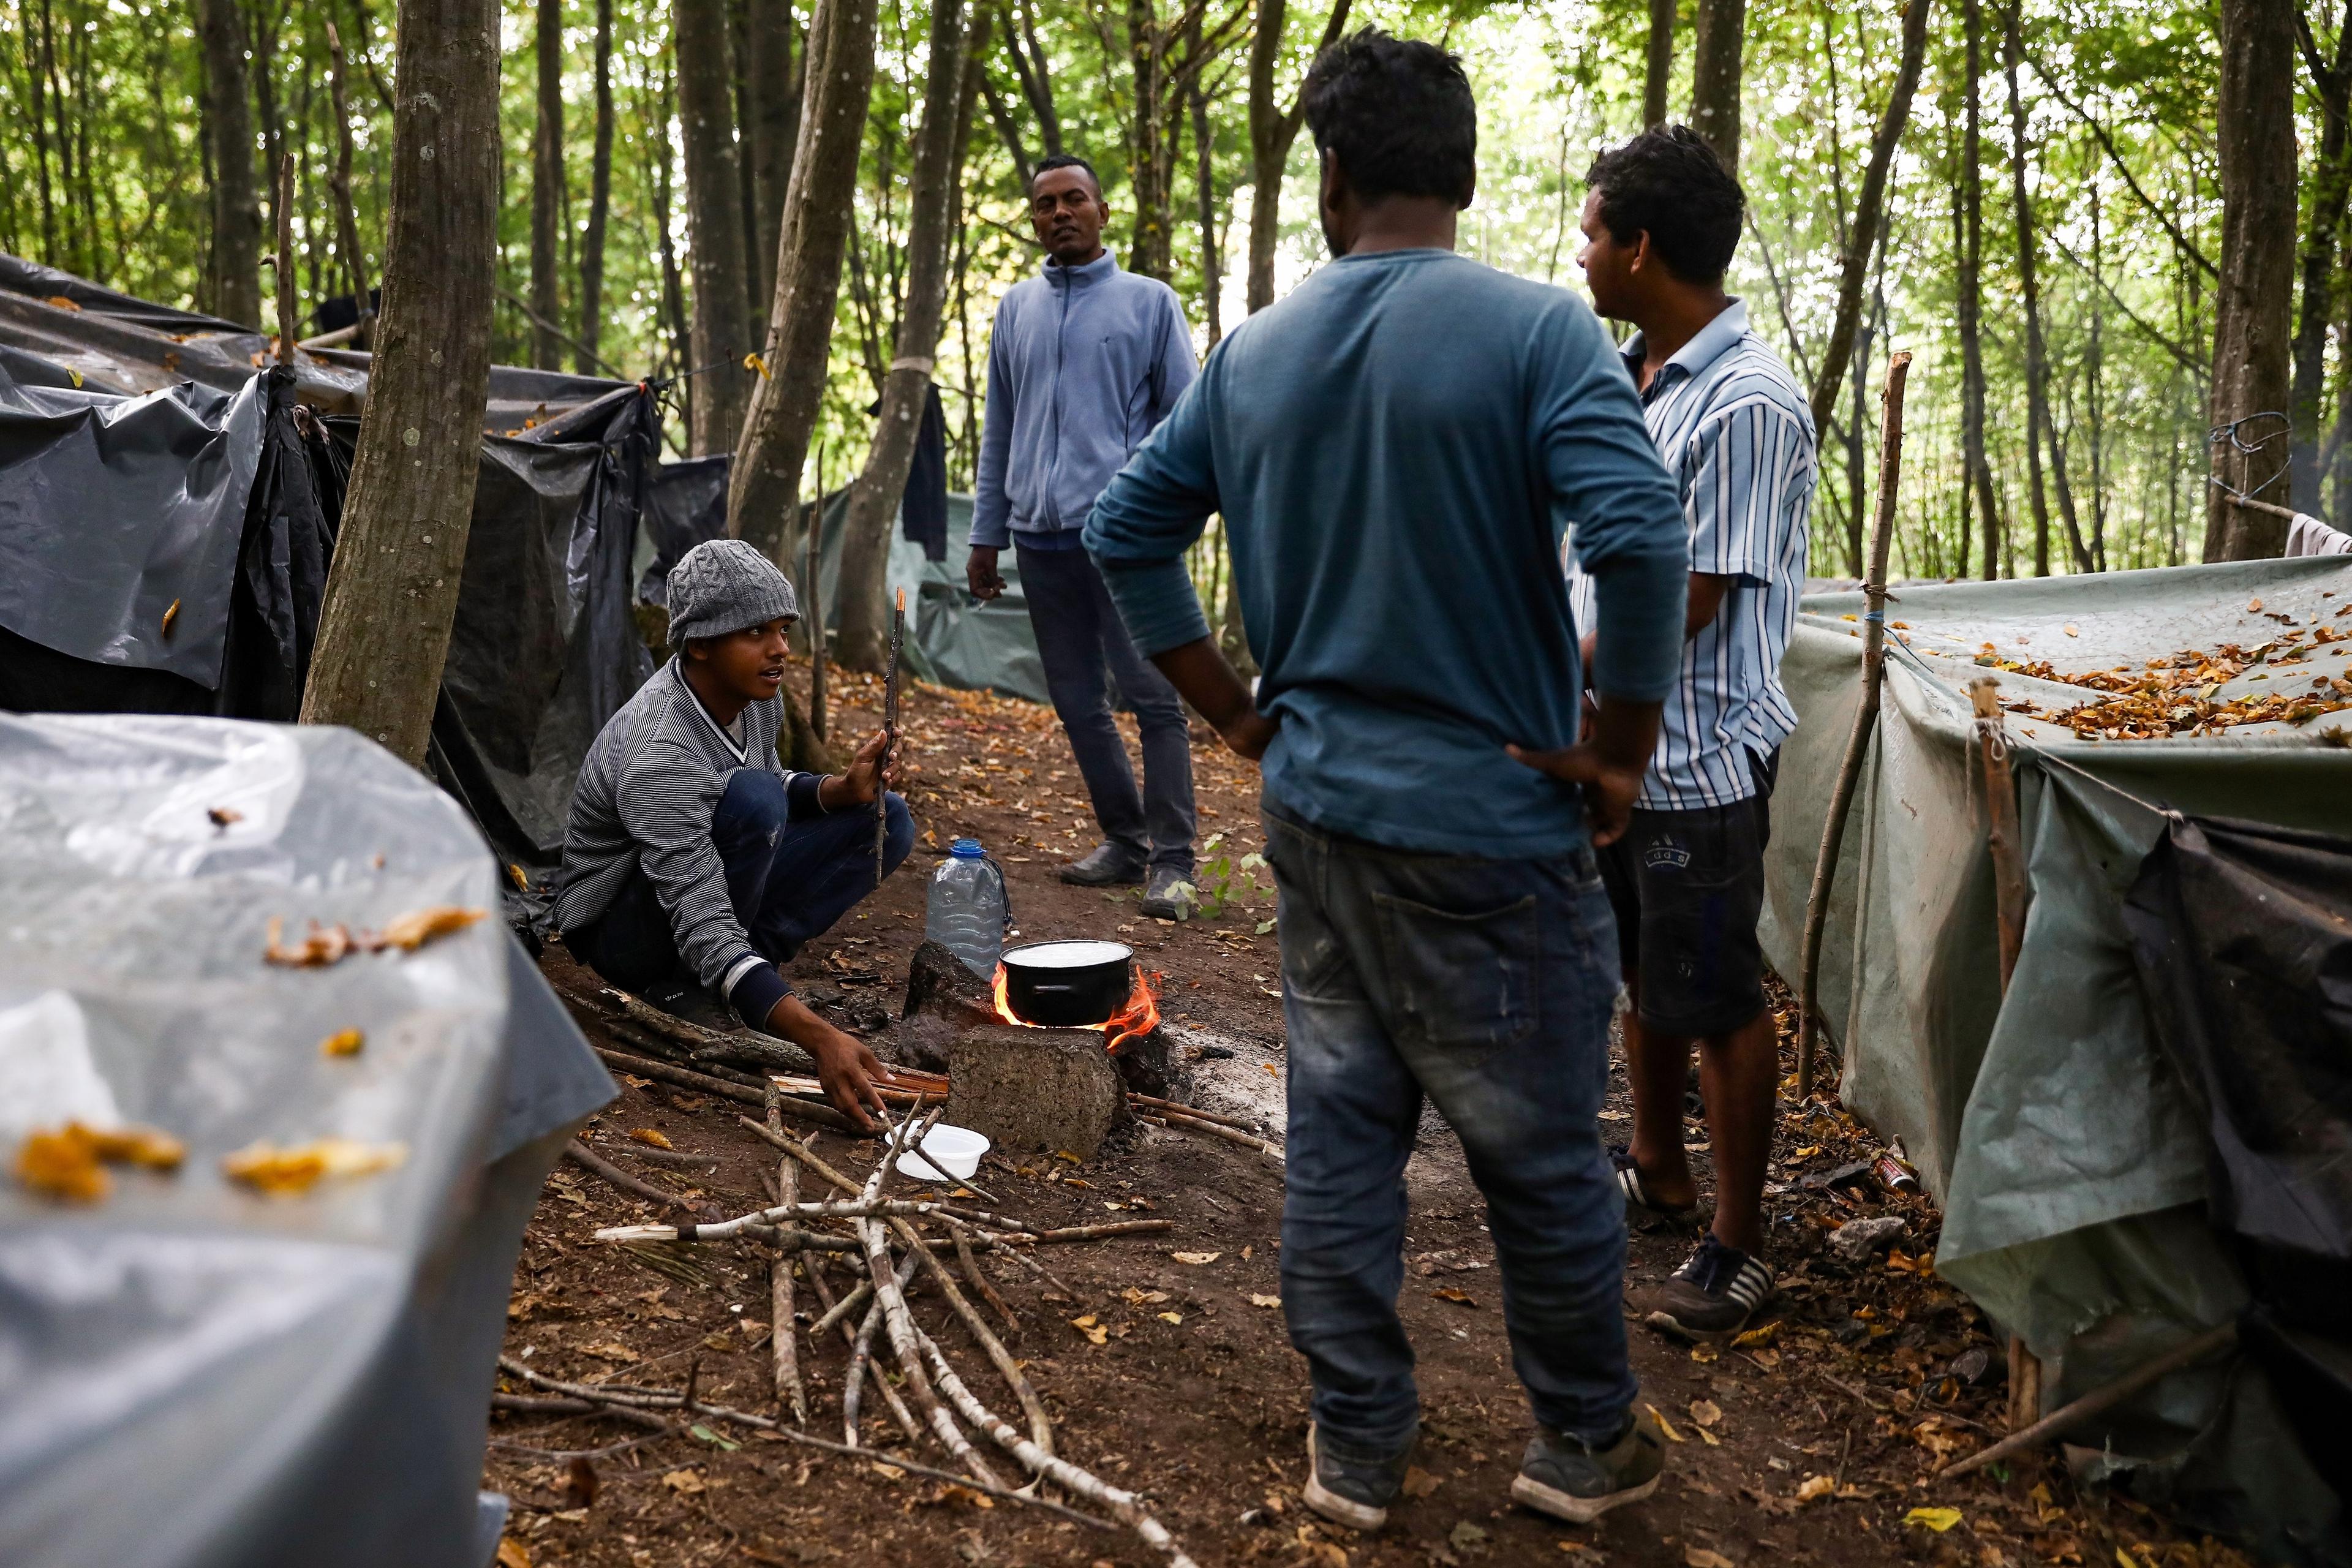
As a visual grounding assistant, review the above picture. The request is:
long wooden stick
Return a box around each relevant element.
[273,152,298,365]
[766,1090,807,1423]
[1939,1322,2237,1479]
[877,586,905,889]
[564,1141,707,1218]
[1796,350,1912,1100]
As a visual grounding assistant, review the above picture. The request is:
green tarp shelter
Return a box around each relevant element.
[1760,555,2352,1560]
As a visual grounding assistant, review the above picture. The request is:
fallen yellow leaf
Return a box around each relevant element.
[630,1127,674,1149]
[2250,598,2265,612]
[320,1028,365,1058]
[662,1468,706,1494]
[1401,1465,1443,1499]
[1170,1251,1221,1265]
[1121,1287,1169,1305]
[77,1122,186,1170]
[1732,1321,1781,1349]
[1685,1548,1735,1568]
[496,1537,532,1568]
[1249,1293,1282,1308]
[222,1137,407,1195]
[161,598,181,638]
[1795,1474,1836,1503]
[2064,624,2080,637]
[15,1128,109,1203]
[1689,1343,1720,1363]
[379,905,486,951]
[1157,1311,1183,1325]
[1432,1286,1479,1307]
[1646,1403,1684,1443]
[1904,1506,1963,1533]
[1689,1399,1722,1428]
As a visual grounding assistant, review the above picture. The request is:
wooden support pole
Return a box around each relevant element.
[273,151,298,365]
[1942,1323,2236,1479]
[323,22,374,350]
[1796,350,1912,1100]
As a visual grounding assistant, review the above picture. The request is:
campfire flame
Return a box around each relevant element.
[992,963,1162,1053]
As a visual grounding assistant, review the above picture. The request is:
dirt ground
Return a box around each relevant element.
[487,662,2258,1568]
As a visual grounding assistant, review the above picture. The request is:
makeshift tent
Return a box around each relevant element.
[641,467,1049,705]
[0,710,613,1568]
[1762,556,2352,1561]
[0,254,661,868]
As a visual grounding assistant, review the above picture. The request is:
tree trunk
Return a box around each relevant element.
[2288,23,2352,513]
[1192,58,1222,346]
[198,0,262,326]
[578,0,616,372]
[2204,0,2298,561]
[832,0,973,672]
[530,0,565,370]
[2003,2,2055,576]
[1805,0,1930,437]
[747,0,801,307]
[728,0,880,562]
[1246,0,1351,313]
[646,59,695,432]
[2337,282,2352,529]
[678,0,755,453]
[1959,0,2000,580]
[1126,0,1174,281]
[325,21,374,347]
[300,0,502,766]
[1688,0,1747,171]
[1643,0,1673,129]
[1006,0,1064,156]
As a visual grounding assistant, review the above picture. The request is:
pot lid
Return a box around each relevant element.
[1001,940,1133,968]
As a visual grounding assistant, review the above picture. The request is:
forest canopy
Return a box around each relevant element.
[0,0,2335,584]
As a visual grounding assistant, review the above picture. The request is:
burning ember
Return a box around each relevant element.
[992,963,1163,1053]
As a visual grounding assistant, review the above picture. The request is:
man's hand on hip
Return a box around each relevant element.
[965,546,1006,600]
[1507,695,1663,848]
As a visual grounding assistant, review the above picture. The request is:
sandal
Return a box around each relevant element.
[1610,1144,1699,1222]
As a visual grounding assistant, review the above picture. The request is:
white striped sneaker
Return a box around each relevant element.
[1641,1234,1774,1339]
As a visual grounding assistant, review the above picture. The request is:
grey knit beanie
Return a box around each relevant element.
[666,539,799,644]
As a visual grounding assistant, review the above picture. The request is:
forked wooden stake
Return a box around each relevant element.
[1796,350,1912,1101]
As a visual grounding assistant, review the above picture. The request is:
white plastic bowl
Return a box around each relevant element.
[899,1123,990,1184]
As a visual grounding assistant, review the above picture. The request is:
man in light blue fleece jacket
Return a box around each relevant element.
[1083,30,1690,1537]
[967,152,1201,916]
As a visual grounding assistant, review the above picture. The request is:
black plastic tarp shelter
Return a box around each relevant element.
[0,254,660,867]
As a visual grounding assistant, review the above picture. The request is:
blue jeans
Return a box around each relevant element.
[1262,802,1637,1459]
[1016,541,1196,871]
[571,769,915,995]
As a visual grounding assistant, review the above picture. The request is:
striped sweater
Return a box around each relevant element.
[554,658,822,1027]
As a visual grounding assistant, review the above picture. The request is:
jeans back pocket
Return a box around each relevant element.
[1371,888,1541,1050]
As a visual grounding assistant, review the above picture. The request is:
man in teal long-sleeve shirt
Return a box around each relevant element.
[1084,29,1691,1538]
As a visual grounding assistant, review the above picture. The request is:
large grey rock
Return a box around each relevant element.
[899,939,998,1072]
[948,1022,1125,1160]
[1829,1215,1907,1261]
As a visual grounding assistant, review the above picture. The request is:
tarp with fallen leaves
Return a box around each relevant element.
[1759,554,2352,1561]
[0,712,613,1568]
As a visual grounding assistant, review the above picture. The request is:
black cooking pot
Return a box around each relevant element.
[1000,940,1135,1027]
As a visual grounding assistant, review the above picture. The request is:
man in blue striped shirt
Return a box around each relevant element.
[1567,127,1817,1339]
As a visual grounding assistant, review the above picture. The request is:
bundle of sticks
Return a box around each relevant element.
[525,1078,1207,1565]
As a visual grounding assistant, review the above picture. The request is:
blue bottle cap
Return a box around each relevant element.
[949,838,986,859]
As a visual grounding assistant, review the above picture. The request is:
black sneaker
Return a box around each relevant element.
[1511,1412,1665,1524]
[1640,1233,1774,1339]
[1610,1144,1698,1223]
[1137,865,1198,920]
[1301,1425,1414,1531]
[1058,843,1147,886]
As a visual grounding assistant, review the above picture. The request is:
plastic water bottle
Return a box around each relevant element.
[927,838,1009,979]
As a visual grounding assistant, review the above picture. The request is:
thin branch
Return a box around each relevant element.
[2022,49,2217,279]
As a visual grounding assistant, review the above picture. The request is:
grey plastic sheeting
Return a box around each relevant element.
[0,712,614,1568]
[0,366,266,687]
[1759,554,2352,1557]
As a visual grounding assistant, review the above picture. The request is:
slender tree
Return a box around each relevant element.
[1191,46,1222,346]
[301,0,503,764]
[2205,0,2299,559]
[1806,0,1931,438]
[728,0,880,564]
[1689,0,1746,170]
[578,0,616,371]
[834,0,974,671]
[2288,7,2352,512]
[324,20,374,346]
[531,0,565,369]
[2003,1,2056,575]
[746,0,802,306]
[678,0,756,451]
[1643,0,1674,127]
[1246,0,1351,312]
[1958,0,2000,579]
[197,0,262,324]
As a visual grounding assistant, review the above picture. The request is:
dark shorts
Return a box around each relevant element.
[1597,748,1777,1039]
